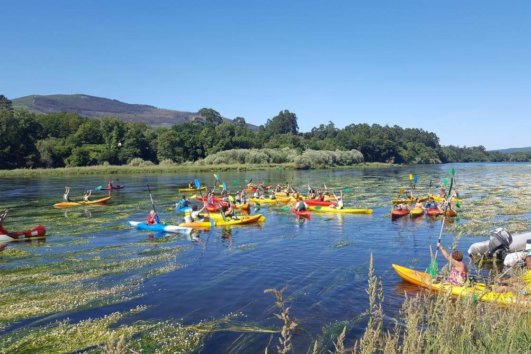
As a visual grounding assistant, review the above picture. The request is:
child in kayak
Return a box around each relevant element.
[330,191,344,209]
[63,187,71,202]
[184,204,206,223]
[177,195,190,208]
[147,210,160,225]
[437,242,468,285]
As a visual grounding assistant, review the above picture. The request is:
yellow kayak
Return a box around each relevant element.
[179,214,265,228]
[178,186,206,192]
[410,207,424,218]
[430,194,462,204]
[392,264,530,307]
[249,197,291,204]
[54,196,112,208]
[307,206,373,214]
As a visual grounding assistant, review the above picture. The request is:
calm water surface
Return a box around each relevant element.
[1,163,529,352]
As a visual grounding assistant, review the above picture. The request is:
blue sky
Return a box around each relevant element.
[2,1,530,150]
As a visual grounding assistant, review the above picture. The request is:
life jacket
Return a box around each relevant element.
[147,214,157,225]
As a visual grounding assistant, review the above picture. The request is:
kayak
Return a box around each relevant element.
[99,185,125,191]
[392,196,428,205]
[392,264,530,307]
[179,214,265,228]
[196,196,223,203]
[431,194,462,204]
[0,225,46,243]
[292,209,311,218]
[206,204,220,212]
[304,199,337,207]
[235,203,250,211]
[249,197,291,204]
[426,208,443,217]
[54,196,112,208]
[308,206,373,214]
[275,191,290,197]
[410,207,424,218]
[445,209,457,217]
[179,186,206,192]
[391,208,409,219]
[175,205,192,213]
[128,221,192,234]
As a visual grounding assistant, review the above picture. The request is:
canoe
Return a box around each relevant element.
[179,186,206,192]
[54,196,112,208]
[392,264,530,307]
[292,209,311,218]
[410,207,424,218]
[426,208,443,217]
[308,206,373,214]
[0,225,46,243]
[391,208,409,219]
[468,231,531,259]
[304,199,337,207]
[128,221,192,234]
[179,214,265,228]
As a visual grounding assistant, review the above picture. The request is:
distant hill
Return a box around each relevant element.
[490,147,531,154]
[12,94,256,128]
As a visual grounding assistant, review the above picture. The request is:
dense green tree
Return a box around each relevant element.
[0,109,41,168]
[0,95,13,111]
[264,110,299,135]
[198,108,223,126]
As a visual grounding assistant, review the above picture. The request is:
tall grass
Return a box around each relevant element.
[341,257,530,353]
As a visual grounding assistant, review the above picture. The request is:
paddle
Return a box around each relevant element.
[147,183,161,224]
[95,185,103,191]
[194,178,215,228]
[427,175,455,278]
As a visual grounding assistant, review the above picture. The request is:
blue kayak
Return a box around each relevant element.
[175,205,192,213]
[128,221,192,234]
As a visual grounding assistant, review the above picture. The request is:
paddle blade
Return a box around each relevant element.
[399,188,404,195]
[214,173,220,181]
[427,258,438,278]
[456,201,462,208]
[409,174,413,181]
[343,187,350,193]
[95,185,102,191]
[194,178,201,189]
[443,178,449,187]
[222,182,227,191]
[413,175,419,184]
[233,179,239,186]
[449,168,456,177]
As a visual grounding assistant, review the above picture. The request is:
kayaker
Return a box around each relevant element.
[178,195,190,208]
[222,203,237,220]
[63,187,71,202]
[184,204,206,223]
[107,180,115,190]
[395,202,409,211]
[295,197,308,212]
[330,191,344,209]
[0,209,8,234]
[82,190,92,201]
[147,210,160,225]
[414,198,424,209]
[437,242,468,285]
[424,197,439,210]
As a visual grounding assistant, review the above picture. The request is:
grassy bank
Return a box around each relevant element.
[0,162,393,178]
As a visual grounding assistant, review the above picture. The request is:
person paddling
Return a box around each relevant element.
[63,187,71,202]
[82,190,92,201]
[295,197,308,212]
[437,242,468,285]
[331,190,344,209]
[107,180,115,190]
[0,209,8,235]
[146,210,160,225]
[184,203,206,223]
[177,195,190,208]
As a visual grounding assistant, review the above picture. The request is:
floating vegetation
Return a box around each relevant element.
[334,240,349,249]
[0,248,33,260]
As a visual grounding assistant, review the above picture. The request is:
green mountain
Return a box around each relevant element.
[12,94,246,128]
[491,147,531,154]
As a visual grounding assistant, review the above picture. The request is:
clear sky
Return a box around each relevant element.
[2,1,530,150]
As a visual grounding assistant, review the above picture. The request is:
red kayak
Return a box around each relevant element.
[206,204,220,212]
[101,185,125,191]
[292,209,311,218]
[427,208,443,217]
[0,225,46,242]
[196,196,223,203]
[304,199,336,207]
[391,209,409,219]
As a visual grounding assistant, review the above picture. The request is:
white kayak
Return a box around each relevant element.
[128,221,192,235]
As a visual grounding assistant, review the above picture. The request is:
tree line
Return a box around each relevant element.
[0,94,529,169]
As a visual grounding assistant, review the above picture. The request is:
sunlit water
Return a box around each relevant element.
[1,163,530,352]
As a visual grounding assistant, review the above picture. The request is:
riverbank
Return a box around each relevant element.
[0,162,394,177]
